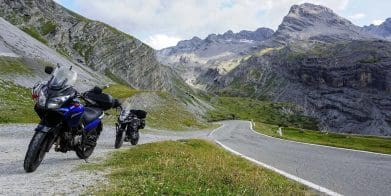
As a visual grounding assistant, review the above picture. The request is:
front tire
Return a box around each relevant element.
[24,132,49,173]
[114,128,125,149]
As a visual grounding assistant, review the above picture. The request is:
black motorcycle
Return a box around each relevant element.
[114,108,147,148]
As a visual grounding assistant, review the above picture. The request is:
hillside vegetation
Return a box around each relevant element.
[0,80,38,123]
[207,96,318,130]
[103,85,211,131]
[255,122,391,154]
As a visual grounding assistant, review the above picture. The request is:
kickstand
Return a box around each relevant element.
[84,158,89,163]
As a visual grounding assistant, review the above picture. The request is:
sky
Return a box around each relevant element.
[54,0,391,49]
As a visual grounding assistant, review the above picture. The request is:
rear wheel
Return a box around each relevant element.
[114,127,125,149]
[24,132,49,172]
[130,131,139,145]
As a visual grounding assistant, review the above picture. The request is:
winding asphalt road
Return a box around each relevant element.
[210,120,391,196]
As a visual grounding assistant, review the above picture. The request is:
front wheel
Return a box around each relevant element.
[114,127,125,149]
[24,132,49,172]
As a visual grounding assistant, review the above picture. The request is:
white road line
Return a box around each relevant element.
[213,140,343,196]
[209,122,343,196]
[248,121,391,157]
[208,123,224,137]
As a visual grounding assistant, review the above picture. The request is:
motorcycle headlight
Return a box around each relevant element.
[119,110,129,121]
[38,90,47,107]
[47,95,71,109]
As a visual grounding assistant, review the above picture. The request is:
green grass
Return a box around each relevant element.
[254,122,391,154]
[102,84,141,125]
[103,84,140,99]
[83,139,312,195]
[207,97,318,130]
[0,57,31,74]
[0,80,38,123]
[147,93,210,131]
[22,26,48,44]
[101,85,210,130]
[40,20,57,35]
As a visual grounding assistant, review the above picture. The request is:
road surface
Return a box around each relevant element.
[210,120,391,196]
[0,124,209,195]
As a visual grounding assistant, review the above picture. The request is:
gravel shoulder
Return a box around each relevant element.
[0,124,210,195]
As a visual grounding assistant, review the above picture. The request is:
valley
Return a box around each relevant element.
[0,0,390,195]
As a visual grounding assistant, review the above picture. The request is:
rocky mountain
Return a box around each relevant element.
[215,4,391,135]
[0,0,189,94]
[0,17,109,91]
[159,3,391,135]
[157,28,274,89]
[271,3,373,44]
[363,18,391,40]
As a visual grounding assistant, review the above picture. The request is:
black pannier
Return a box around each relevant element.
[130,110,147,129]
[83,87,115,110]
[130,110,147,119]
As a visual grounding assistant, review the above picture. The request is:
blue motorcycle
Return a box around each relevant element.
[24,65,118,172]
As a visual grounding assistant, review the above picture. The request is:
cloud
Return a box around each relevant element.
[372,19,385,25]
[349,13,366,20]
[61,0,350,48]
[145,34,182,50]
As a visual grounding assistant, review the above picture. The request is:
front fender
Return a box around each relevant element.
[35,124,55,133]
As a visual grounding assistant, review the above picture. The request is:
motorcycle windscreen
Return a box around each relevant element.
[48,67,77,90]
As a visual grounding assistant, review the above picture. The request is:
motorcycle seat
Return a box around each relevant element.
[82,107,103,125]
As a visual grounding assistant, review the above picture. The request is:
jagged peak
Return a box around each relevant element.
[190,36,202,41]
[288,3,334,17]
[223,30,234,35]
[272,2,364,43]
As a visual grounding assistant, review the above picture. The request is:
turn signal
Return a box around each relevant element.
[32,94,39,99]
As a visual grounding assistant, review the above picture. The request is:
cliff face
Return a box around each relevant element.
[0,0,188,93]
[217,40,391,135]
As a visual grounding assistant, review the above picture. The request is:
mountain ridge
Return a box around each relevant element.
[157,27,274,89]
[363,18,391,40]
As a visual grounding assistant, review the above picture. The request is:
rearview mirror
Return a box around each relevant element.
[44,66,54,74]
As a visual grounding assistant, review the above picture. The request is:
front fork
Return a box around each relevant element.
[35,124,58,152]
